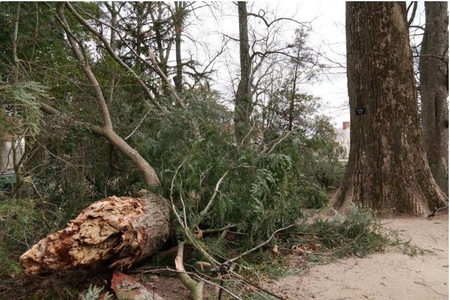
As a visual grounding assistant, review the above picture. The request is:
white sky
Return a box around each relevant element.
[280,0,349,127]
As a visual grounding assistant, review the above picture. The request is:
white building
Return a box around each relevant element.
[335,121,350,161]
[0,134,25,174]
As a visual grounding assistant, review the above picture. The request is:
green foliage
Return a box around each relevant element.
[0,247,21,276]
[262,117,344,209]
[295,206,389,259]
[299,184,328,209]
[0,198,61,277]
[303,116,347,190]
[234,206,393,289]
[131,90,344,257]
[0,81,47,137]
[0,2,69,82]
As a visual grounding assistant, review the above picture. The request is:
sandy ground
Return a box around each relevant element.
[266,213,449,300]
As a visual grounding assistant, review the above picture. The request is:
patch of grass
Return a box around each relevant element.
[0,248,22,275]
[0,198,63,278]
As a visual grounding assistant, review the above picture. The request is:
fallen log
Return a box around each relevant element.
[20,191,170,275]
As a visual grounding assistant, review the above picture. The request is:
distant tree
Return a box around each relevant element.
[234,1,252,144]
[419,2,448,193]
[261,28,321,132]
[172,1,189,93]
[330,2,447,215]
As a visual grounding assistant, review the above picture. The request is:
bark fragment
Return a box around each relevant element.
[111,270,164,300]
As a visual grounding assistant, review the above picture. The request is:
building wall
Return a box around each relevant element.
[0,135,25,173]
[335,122,350,161]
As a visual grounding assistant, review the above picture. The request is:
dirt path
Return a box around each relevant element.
[266,213,449,300]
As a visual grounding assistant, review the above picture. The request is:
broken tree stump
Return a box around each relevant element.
[20,191,170,275]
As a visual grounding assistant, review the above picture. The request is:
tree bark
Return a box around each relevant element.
[0,134,6,173]
[20,191,170,275]
[173,2,186,94]
[419,2,449,194]
[234,1,253,144]
[330,2,447,216]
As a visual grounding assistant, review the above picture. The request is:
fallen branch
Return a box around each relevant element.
[227,224,295,264]
[175,241,204,300]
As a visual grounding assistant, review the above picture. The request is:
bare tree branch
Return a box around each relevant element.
[247,10,312,30]
[64,2,167,114]
[226,223,294,264]
[199,169,229,218]
[48,3,161,187]
[55,3,113,130]
[407,2,418,27]
[175,241,204,300]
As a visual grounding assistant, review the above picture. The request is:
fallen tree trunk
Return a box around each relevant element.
[20,191,170,275]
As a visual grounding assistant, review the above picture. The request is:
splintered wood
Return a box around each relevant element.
[20,192,170,275]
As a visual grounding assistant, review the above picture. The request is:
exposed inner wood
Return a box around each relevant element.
[20,192,170,275]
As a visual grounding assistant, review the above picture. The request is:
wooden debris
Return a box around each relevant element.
[20,191,170,275]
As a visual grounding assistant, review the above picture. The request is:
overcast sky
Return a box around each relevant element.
[191,1,350,126]
[282,0,350,127]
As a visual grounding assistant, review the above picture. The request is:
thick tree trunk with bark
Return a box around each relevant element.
[20,191,170,275]
[419,2,449,194]
[173,2,186,94]
[234,1,253,144]
[330,2,447,216]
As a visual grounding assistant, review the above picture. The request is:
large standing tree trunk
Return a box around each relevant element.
[419,2,449,194]
[234,1,253,144]
[20,191,170,275]
[330,2,447,216]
